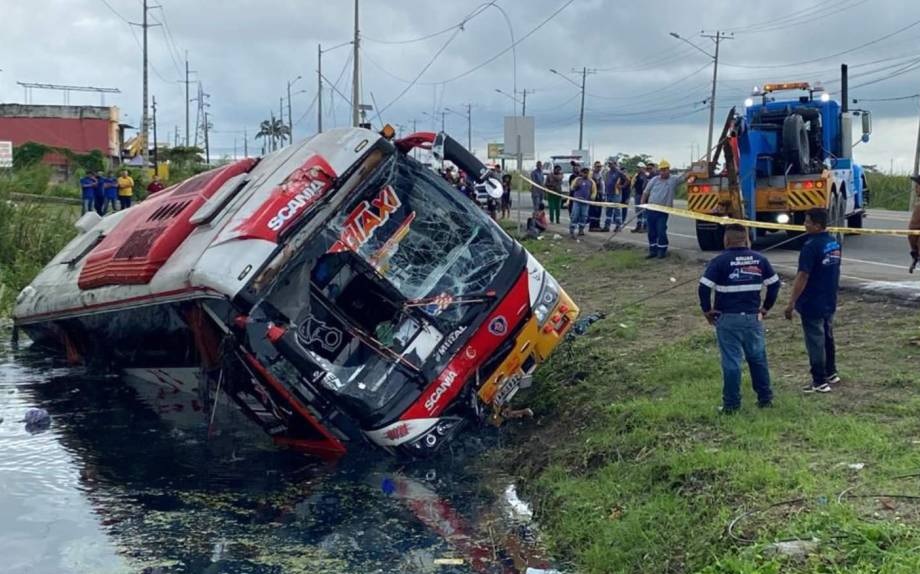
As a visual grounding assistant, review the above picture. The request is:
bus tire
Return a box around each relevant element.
[696,221,724,251]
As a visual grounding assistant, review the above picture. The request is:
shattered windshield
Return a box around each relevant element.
[324,153,513,327]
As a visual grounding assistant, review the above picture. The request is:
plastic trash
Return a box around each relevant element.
[22,408,51,434]
[572,312,606,335]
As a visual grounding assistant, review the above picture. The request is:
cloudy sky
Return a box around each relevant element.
[2,0,919,171]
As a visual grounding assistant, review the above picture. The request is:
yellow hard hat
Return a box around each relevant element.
[658,159,671,169]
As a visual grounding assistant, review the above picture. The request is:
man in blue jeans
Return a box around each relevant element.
[699,224,780,413]
[569,167,595,239]
[79,172,98,215]
[784,208,841,393]
[639,159,690,258]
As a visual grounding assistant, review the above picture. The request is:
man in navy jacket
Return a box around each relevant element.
[699,224,781,412]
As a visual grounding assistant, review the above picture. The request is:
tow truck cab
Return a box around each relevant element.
[690,69,873,250]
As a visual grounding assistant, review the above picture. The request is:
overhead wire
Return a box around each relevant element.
[721,17,920,69]
[362,1,496,45]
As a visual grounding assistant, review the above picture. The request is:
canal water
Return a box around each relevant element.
[0,335,558,574]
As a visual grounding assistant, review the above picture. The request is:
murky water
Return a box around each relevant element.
[0,334,556,574]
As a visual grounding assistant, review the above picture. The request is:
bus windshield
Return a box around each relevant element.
[324,152,513,329]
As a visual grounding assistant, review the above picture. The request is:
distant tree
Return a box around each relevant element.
[255,117,290,152]
[161,146,205,167]
[615,153,654,173]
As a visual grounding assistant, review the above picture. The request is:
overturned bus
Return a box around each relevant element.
[12,127,579,457]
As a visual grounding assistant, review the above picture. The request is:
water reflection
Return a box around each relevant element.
[0,338,555,574]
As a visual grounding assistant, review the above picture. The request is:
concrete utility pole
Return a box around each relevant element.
[700,31,733,164]
[135,0,162,164]
[317,44,323,133]
[351,0,361,127]
[520,89,529,116]
[467,103,472,150]
[203,111,210,165]
[287,81,293,143]
[244,128,248,158]
[576,69,593,150]
[151,95,158,168]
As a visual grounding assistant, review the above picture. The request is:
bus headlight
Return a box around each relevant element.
[400,417,464,457]
[533,274,560,325]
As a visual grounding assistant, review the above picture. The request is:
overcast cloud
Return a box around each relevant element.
[2,0,919,170]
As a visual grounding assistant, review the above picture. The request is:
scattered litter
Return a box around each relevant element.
[504,484,534,521]
[618,323,629,329]
[847,463,865,470]
[669,277,677,283]
[762,539,819,559]
[552,233,561,240]
[433,558,464,566]
[22,407,50,433]
[572,312,606,335]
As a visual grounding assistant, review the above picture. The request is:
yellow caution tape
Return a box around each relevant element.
[522,175,920,237]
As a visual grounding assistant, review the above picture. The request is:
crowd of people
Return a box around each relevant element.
[78,170,166,216]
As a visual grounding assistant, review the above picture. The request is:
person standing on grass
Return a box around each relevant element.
[545,165,564,224]
[500,173,512,219]
[101,172,118,214]
[588,161,605,231]
[699,224,780,413]
[784,208,842,393]
[79,172,97,215]
[908,175,920,273]
[569,166,595,238]
[116,170,135,210]
[639,159,691,259]
[603,158,623,232]
[631,162,650,233]
[530,161,545,213]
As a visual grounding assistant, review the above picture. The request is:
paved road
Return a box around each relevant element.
[511,191,920,298]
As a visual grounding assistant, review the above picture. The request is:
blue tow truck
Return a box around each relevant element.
[689,65,873,250]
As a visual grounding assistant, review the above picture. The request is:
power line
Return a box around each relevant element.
[362,1,496,45]
[97,0,131,23]
[721,17,920,69]
[435,0,577,85]
[378,27,463,114]
[586,62,711,101]
[852,94,920,103]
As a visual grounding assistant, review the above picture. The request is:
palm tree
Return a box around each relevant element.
[254,116,291,153]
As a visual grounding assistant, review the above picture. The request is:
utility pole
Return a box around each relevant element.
[244,128,248,158]
[151,95,158,169]
[203,111,210,165]
[912,97,920,209]
[701,30,733,164]
[520,89,529,116]
[233,137,237,159]
[133,0,161,164]
[174,125,179,148]
[317,44,323,133]
[441,110,446,133]
[351,0,360,127]
[181,53,196,147]
[287,80,294,143]
[575,68,597,151]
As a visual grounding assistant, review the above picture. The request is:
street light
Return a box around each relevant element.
[317,41,353,133]
[670,30,732,164]
[286,75,303,144]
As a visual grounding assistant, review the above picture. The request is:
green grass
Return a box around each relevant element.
[0,170,80,315]
[497,233,920,573]
[867,173,914,211]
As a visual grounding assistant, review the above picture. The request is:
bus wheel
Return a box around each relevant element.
[696,221,724,251]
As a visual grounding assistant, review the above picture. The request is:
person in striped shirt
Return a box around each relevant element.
[699,224,781,413]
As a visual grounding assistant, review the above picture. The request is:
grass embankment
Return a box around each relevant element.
[0,169,80,315]
[868,173,915,212]
[501,232,920,573]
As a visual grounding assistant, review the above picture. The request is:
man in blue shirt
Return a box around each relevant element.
[602,158,624,232]
[569,167,595,239]
[784,208,841,393]
[79,172,98,215]
[101,172,119,214]
[699,224,780,413]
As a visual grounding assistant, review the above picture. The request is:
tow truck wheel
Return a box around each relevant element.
[695,221,724,251]
[847,210,864,229]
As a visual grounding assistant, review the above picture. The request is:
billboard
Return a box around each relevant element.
[503,116,535,159]
[0,141,11,168]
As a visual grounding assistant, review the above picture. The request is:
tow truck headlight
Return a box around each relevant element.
[776,213,790,224]
[744,97,754,108]
[533,274,560,325]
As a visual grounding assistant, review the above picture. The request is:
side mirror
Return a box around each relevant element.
[861,111,872,137]
[861,133,870,144]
